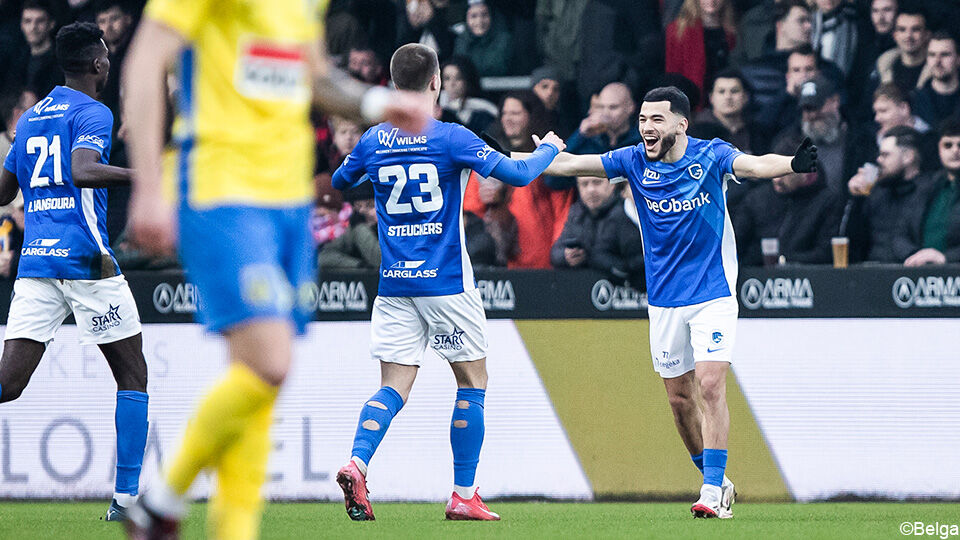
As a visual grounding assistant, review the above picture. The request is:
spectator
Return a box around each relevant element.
[470,175,518,267]
[463,207,501,268]
[664,0,737,107]
[438,56,497,135]
[848,0,898,116]
[810,0,861,76]
[453,0,512,77]
[317,115,364,176]
[311,174,350,248]
[5,0,63,96]
[729,0,777,65]
[847,127,930,263]
[692,69,762,210]
[911,32,960,128]
[551,176,643,283]
[565,82,640,155]
[734,140,843,266]
[847,83,936,176]
[347,46,387,86]
[875,8,930,94]
[764,0,813,62]
[577,0,662,102]
[318,182,381,270]
[465,91,574,268]
[907,119,960,266]
[535,0,588,85]
[694,69,760,154]
[0,88,37,159]
[396,0,456,63]
[530,65,570,135]
[773,74,853,191]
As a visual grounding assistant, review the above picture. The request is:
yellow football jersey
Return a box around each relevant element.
[145,0,328,207]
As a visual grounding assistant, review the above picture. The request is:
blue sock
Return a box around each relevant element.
[351,386,404,466]
[451,388,485,488]
[691,452,704,473]
[115,391,148,495]
[703,448,727,487]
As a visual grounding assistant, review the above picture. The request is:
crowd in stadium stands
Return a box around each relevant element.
[1,0,960,289]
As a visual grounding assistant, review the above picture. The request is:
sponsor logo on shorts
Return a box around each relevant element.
[432,328,465,351]
[383,260,438,279]
[22,238,69,257]
[892,276,960,308]
[387,223,443,237]
[27,197,76,212]
[153,282,200,314]
[478,279,515,311]
[657,351,680,369]
[591,279,647,311]
[90,304,122,333]
[740,278,813,310]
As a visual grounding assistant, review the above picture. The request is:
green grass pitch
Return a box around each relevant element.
[0,501,954,539]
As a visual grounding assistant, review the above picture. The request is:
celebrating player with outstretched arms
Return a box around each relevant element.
[518,86,817,519]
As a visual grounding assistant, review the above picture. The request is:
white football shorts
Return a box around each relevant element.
[370,289,487,366]
[5,276,142,345]
[647,295,738,378]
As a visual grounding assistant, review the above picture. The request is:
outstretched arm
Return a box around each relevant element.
[732,137,818,179]
[488,132,565,186]
[511,150,607,177]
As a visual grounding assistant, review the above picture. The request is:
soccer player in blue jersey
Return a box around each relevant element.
[529,86,818,518]
[331,44,565,522]
[0,22,148,521]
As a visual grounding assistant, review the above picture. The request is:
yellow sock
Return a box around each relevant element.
[208,402,273,540]
[165,363,278,495]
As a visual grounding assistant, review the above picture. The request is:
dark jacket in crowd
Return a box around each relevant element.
[734,177,845,266]
[317,213,380,270]
[551,192,644,283]
[453,25,513,77]
[577,0,662,100]
[465,211,499,268]
[917,170,960,263]
[911,83,960,131]
[6,47,63,97]
[847,174,931,264]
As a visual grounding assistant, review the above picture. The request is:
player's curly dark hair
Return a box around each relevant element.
[55,22,105,75]
[643,86,691,120]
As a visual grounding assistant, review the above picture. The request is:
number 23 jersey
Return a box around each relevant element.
[335,119,504,297]
[3,86,119,280]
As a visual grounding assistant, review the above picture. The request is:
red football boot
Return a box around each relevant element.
[445,489,500,521]
[337,461,375,521]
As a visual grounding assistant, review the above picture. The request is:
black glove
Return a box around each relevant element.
[790,137,818,173]
[480,131,507,155]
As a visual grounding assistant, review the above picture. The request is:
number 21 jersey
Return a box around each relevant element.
[335,119,503,297]
[3,86,119,280]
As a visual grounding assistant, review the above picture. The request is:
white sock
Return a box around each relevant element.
[143,481,187,519]
[113,492,138,508]
[351,456,368,477]
[454,485,477,499]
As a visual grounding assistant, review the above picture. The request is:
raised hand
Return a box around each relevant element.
[791,137,818,173]
[533,131,566,153]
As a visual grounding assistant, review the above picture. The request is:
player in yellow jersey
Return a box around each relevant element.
[120,1,431,538]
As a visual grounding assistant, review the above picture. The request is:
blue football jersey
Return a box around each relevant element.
[3,86,120,280]
[335,119,504,297]
[601,137,743,308]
